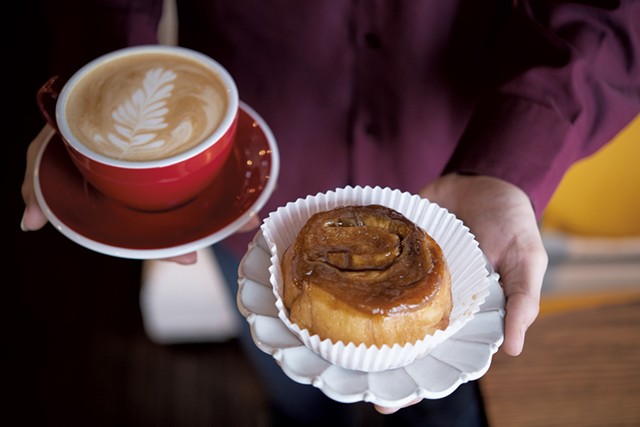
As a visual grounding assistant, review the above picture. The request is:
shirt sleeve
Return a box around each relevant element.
[46,0,164,80]
[444,0,640,218]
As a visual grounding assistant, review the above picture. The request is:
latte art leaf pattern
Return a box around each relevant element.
[93,67,177,159]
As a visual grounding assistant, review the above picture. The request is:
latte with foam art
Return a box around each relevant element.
[64,51,228,162]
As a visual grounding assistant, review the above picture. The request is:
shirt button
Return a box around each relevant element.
[364,32,382,50]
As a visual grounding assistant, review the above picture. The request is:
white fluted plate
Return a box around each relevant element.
[237,230,505,407]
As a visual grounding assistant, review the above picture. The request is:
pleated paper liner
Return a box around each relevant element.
[261,186,491,372]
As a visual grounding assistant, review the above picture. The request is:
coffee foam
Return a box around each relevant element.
[65,52,228,162]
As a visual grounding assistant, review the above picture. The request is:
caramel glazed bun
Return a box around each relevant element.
[281,204,452,348]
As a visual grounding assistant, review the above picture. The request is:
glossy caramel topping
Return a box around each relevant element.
[285,204,447,315]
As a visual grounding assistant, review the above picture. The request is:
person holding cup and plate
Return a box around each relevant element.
[20,0,640,425]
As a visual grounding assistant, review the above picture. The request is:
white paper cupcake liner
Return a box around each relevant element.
[261,186,490,372]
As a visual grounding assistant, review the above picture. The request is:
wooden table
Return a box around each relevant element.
[480,294,640,427]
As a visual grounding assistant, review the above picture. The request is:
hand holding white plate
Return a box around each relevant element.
[238,229,505,407]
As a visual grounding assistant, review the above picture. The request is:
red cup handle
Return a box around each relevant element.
[37,75,64,132]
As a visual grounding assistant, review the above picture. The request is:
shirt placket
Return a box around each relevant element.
[350,0,393,185]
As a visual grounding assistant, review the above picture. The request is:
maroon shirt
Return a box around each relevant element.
[44,0,640,257]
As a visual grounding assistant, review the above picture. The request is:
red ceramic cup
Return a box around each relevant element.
[38,45,239,212]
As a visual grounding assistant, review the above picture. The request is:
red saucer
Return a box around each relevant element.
[34,102,279,259]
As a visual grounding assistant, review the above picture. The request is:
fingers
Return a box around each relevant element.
[498,238,547,356]
[501,290,540,356]
[374,398,422,415]
[21,125,55,231]
[375,405,401,415]
[161,251,199,265]
[238,213,261,232]
[20,202,49,231]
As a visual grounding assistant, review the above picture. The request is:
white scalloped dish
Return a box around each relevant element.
[237,228,505,407]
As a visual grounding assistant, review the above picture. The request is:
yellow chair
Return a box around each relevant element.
[542,114,640,237]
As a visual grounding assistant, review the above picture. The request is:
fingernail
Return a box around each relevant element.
[20,211,29,232]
